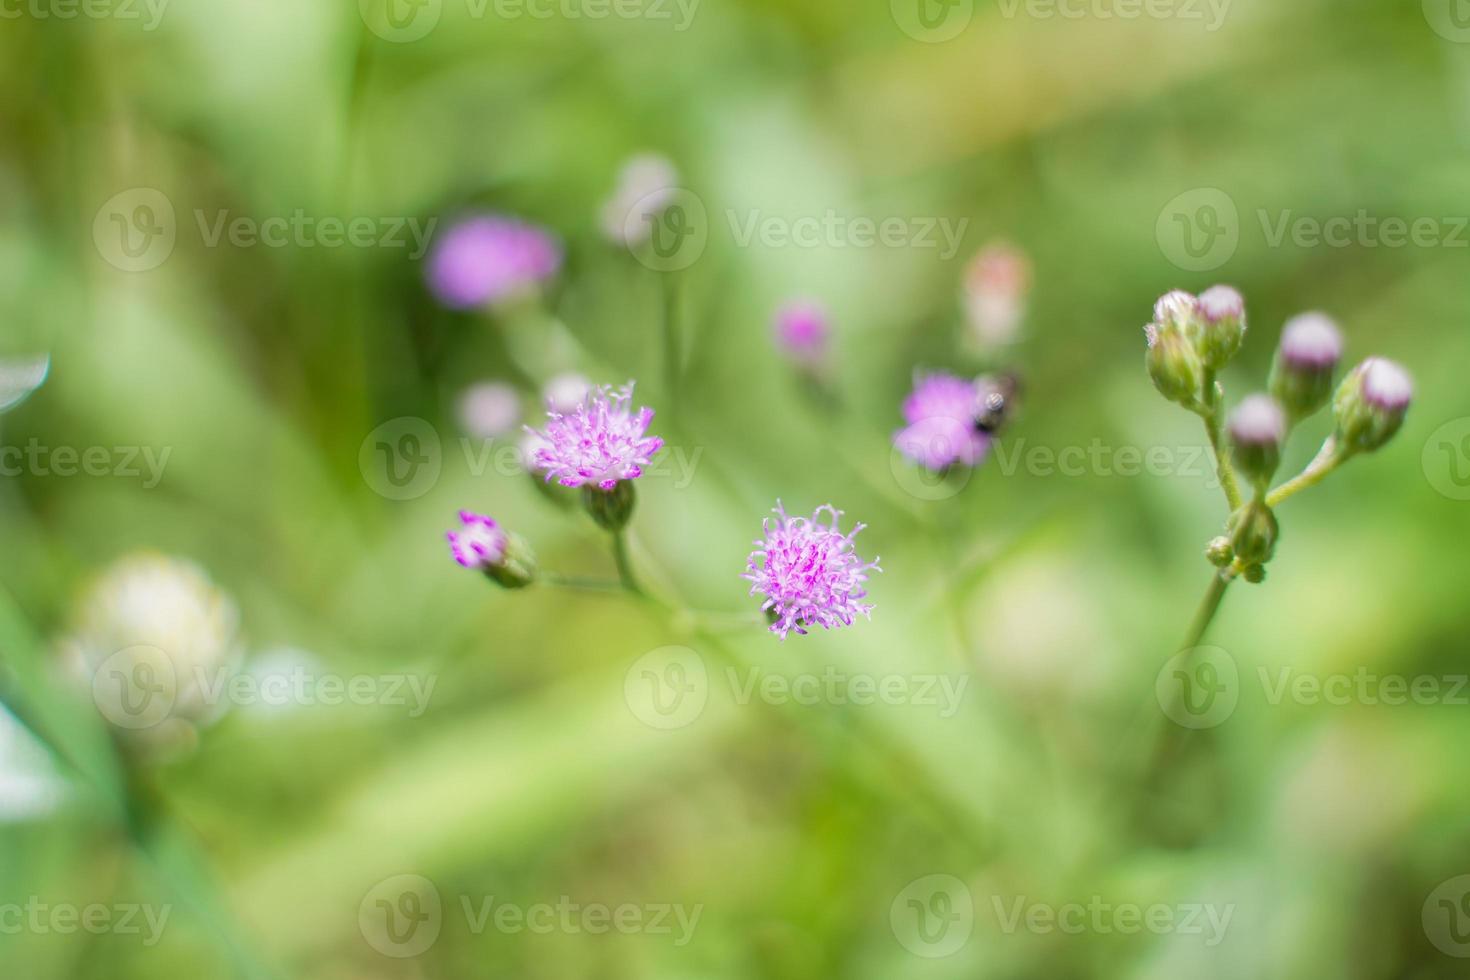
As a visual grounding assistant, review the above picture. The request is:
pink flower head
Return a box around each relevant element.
[447,511,507,569]
[528,382,663,489]
[773,300,830,366]
[426,214,561,309]
[894,372,990,471]
[743,502,881,640]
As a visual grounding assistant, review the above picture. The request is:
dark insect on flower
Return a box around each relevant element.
[974,371,1022,436]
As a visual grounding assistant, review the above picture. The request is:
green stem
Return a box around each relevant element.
[1198,371,1243,511]
[1180,568,1233,653]
[611,531,643,595]
[1266,437,1351,507]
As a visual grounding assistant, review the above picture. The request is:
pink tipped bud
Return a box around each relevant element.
[1228,395,1285,487]
[446,511,535,588]
[773,300,831,367]
[1270,313,1344,420]
[1195,285,1246,368]
[1334,357,1412,453]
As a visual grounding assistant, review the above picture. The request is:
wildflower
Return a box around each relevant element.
[894,372,990,471]
[1333,357,1412,453]
[1228,394,1286,489]
[772,300,830,369]
[457,382,521,439]
[601,154,680,246]
[743,502,880,640]
[447,511,535,587]
[963,242,1031,348]
[1196,285,1246,368]
[1143,320,1202,407]
[528,382,663,491]
[60,553,241,744]
[425,214,561,309]
[1270,313,1343,421]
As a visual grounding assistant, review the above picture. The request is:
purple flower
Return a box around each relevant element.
[894,372,989,471]
[743,502,881,640]
[773,300,830,366]
[1228,394,1286,448]
[1359,357,1413,411]
[425,214,561,310]
[528,382,663,489]
[447,511,507,569]
[1279,313,1343,371]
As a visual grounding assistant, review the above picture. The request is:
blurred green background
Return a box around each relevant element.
[3,0,1470,976]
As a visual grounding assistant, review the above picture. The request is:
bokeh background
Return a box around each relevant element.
[3,0,1470,976]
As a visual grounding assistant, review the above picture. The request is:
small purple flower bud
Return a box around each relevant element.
[743,502,881,640]
[425,214,561,310]
[1228,394,1285,488]
[1333,357,1412,453]
[447,511,536,588]
[1196,285,1246,368]
[1153,290,1200,335]
[1144,321,1202,407]
[1228,500,1278,569]
[1270,313,1343,420]
[773,300,830,368]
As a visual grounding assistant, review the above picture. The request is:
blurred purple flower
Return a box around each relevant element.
[425,214,561,309]
[447,511,507,569]
[894,372,989,471]
[773,300,830,367]
[528,382,663,489]
[743,502,880,640]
